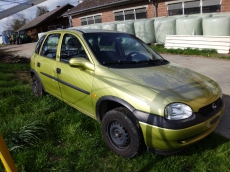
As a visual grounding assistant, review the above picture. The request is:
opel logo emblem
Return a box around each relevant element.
[212,103,217,111]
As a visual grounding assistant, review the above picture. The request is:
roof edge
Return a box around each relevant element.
[63,0,145,17]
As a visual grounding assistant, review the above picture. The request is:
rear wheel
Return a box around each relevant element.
[102,107,143,158]
[32,74,44,97]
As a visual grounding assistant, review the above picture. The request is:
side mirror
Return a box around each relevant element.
[69,57,94,71]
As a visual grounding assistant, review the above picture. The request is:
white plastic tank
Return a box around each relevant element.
[102,22,117,31]
[116,20,135,35]
[176,16,203,35]
[81,26,91,29]
[154,17,177,45]
[203,16,230,36]
[188,13,212,18]
[134,19,156,44]
[212,12,230,17]
[90,24,102,29]
[38,32,47,39]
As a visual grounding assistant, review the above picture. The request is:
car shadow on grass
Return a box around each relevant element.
[215,94,230,139]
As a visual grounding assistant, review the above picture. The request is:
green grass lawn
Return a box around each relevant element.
[0,55,230,172]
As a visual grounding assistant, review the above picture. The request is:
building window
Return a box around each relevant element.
[114,7,147,21]
[125,10,135,20]
[135,8,147,19]
[114,11,124,21]
[94,15,102,23]
[81,18,87,25]
[80,14,102,25]
[168,3,182,16]
[184,0,200,15]
[167,0,221,16]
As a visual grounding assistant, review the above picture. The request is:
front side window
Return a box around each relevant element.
[84,33,166,68]
[41,34,60,59]
[60,34,87,62]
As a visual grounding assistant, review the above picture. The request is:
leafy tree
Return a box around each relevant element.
[4,13,30,31]
[36,5,49,17]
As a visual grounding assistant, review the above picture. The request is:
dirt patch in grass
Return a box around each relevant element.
[0,48,30,64]
[15,71,31,85]
[0,55,30,64]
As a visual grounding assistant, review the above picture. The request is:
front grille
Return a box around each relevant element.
[199,98,222,116]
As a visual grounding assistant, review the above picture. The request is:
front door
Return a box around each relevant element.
[56,33,94,115]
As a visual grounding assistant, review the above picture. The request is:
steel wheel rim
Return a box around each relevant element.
[107,120,130,151]
[32,77,39,96]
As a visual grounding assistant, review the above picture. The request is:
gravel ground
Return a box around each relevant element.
[0,42,37,58]
[0,43,229,139]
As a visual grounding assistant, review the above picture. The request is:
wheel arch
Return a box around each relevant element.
[30,69,46,92]
[96,96,136,123]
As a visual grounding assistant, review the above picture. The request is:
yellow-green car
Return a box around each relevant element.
[30,29,224,158]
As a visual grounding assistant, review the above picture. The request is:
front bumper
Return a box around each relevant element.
[137,101,225,153]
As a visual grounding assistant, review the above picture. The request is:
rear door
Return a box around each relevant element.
[36,33,62,98]
[55,33,94,115]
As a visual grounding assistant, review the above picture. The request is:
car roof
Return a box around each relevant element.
[46,28,124,34]
[69,28,123,34]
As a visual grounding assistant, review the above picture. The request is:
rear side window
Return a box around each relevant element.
[41,34,60,59]
[35,35,46,54]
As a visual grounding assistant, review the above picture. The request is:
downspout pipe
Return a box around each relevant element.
[154,2,158,17]
[149,0,158,17]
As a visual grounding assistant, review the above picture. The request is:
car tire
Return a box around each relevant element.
[32,74,44,97]
[102,107,143,158]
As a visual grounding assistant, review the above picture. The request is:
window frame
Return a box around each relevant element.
[40,33,61,59]
[80,14,102,26]
[60,34,88,63]
[35,35,46,54]
[114,7,147,21]
[167,0,221,16]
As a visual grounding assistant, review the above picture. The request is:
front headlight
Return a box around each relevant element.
[165,103,193,120]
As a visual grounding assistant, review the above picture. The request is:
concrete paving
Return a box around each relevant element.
[1,44,229,139]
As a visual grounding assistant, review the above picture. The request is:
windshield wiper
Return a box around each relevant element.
[102,61,137,65]
[102,59,169,65]
[135,59,168,64]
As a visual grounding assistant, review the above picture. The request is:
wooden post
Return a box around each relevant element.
[0,133,18,172]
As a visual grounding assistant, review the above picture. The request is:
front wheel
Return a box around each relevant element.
[102,107,143,158]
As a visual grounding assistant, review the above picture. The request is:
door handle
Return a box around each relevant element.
[37,62,40,67]
[56,68,61,74]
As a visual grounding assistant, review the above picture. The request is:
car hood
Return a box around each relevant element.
[109,63,221,107]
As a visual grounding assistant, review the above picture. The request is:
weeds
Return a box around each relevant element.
[5,120,47,151]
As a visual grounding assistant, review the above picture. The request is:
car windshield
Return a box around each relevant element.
[84,33,168,68]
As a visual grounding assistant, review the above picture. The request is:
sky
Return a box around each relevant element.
[0,0,81,34]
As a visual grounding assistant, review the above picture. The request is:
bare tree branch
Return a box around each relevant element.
[36,5,49,17]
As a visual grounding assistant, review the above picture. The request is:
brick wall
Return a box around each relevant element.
[158,2,168,17]
[71,0,230,27]
[71,1,156,27]
[222,0,230,12]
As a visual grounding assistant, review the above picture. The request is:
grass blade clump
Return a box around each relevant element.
[5,120,47,151]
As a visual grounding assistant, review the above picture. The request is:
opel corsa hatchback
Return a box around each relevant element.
[30,29,224,158]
